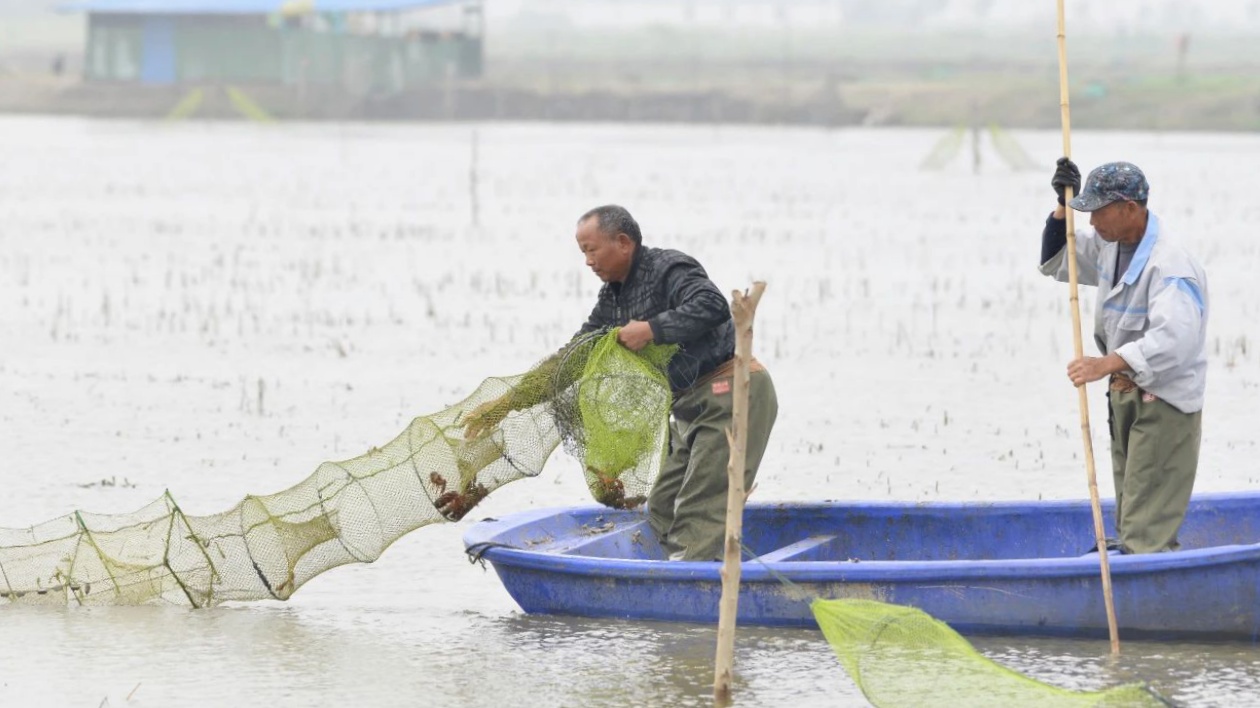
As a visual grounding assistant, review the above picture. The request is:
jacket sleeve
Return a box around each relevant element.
[1038,214,1102,287]
[575,306,602,338]
[645,260,731,345]
[1040,213,1068,264]
[1114,275,1207,388]
[572,288,611,341]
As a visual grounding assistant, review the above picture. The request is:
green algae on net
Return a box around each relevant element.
[0,330,675,607]
[812,598,1171,708]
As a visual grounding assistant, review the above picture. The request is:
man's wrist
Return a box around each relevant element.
[1104,353,1129,375]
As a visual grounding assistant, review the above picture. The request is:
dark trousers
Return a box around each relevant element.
[648,368,778,560]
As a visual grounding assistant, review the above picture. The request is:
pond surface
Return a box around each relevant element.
[1,117,1257,706]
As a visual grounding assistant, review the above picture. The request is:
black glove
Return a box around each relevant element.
[1051,157,1081,206]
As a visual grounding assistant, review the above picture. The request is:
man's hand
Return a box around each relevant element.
[1066,353,1128,387]
[617,321,655,352]
[1051,157,1081,206]
[461,397,509,439]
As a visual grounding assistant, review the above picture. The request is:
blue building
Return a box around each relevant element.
[59,0,483,91]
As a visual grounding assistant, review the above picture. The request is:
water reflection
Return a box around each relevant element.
[975,636,1260,707]
[482,613,861,707]
[2,604,433,707]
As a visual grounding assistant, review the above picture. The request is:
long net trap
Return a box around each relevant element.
[0,330,675,607]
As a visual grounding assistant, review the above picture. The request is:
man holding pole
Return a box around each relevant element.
[1039,159,1209,554]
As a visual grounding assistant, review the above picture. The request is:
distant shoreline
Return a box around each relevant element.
[2,74,1258,132]
[4,21,1259,130]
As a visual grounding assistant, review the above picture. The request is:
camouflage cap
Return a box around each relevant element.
[1069,161,1150,212]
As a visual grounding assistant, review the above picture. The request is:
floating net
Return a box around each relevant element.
[987,123,1039,172]
[0,330,674,607]
[919,124,966,170]
[811,599,1169,708]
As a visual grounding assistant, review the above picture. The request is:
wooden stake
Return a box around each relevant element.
[713,281,765,706]
[1056,0,1121,655]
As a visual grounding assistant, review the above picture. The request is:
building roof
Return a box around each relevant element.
[58,0,465,14]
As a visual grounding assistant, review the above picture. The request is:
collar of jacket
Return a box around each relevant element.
[1121,213,1160,286]
[613,244,646,292]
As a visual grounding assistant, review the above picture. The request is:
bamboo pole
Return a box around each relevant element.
[713,281,766,706]
[1056,0,1121,655]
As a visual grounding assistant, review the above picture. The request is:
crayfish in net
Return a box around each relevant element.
[589,469,646,510]
[435,483,490,522]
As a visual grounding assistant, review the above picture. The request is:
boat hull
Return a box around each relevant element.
[463,493,1260,639]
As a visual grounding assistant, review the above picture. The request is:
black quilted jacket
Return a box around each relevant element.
[575,245,735,393]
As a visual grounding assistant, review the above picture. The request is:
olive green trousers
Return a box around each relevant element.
[648,368,778,561]
[1108,388,1202,554]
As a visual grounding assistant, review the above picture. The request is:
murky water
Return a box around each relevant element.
[1,117,1258,706]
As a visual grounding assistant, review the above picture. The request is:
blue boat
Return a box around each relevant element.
[463,492,1260,639]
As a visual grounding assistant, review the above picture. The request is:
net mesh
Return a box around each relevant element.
[811,599,1169,707]
[919,124,965,169]
[987,123,1039,171]
[0,330,674,607]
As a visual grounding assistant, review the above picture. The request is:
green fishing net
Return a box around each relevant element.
[812,599,1169,707]
[0,330,674,607]
[561,332,675,509]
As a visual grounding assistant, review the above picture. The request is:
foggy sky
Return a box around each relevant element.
[493,0,1260,32]
[4,0,1260,32]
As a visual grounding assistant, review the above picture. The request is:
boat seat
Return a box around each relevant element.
[753,535,838,563]
[556,520,664,559]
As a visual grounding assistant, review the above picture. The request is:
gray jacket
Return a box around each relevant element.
[1040,213,1208,413]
